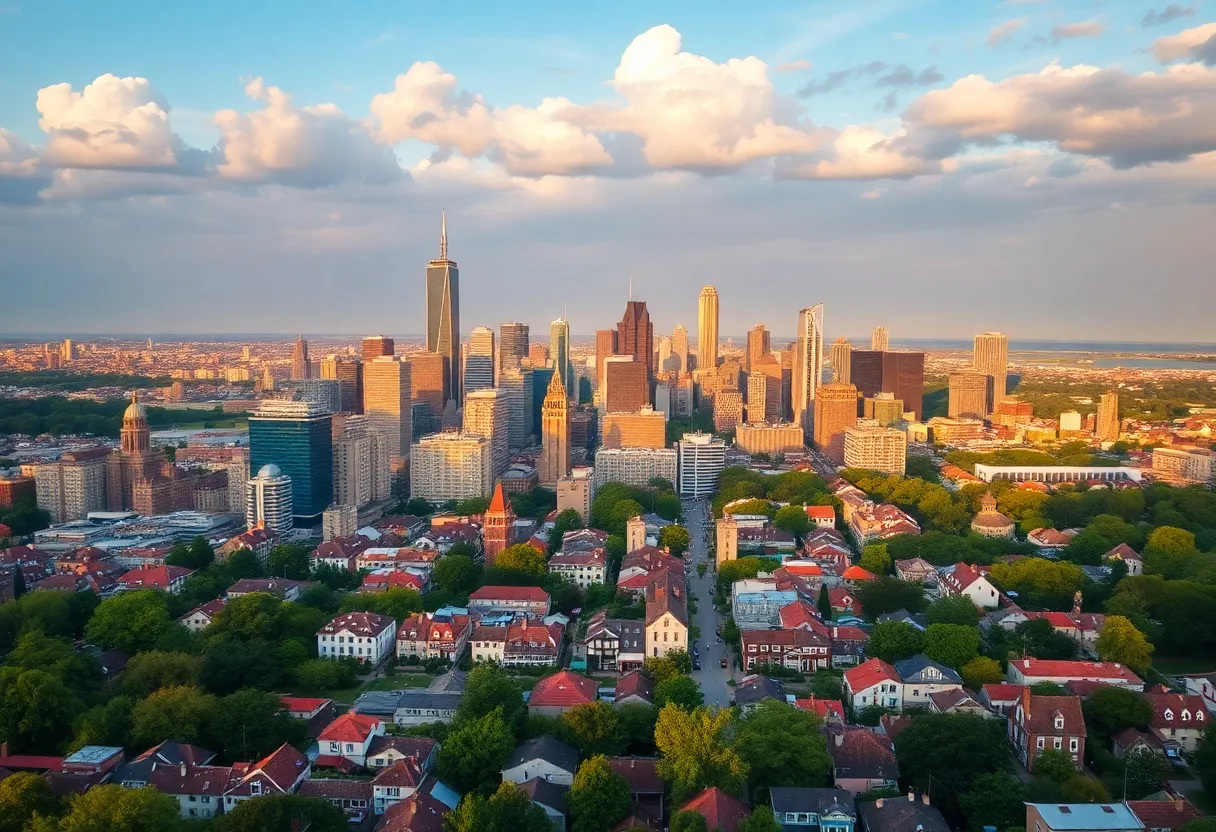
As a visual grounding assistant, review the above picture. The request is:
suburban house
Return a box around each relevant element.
[117,565,193,594]
[893,558,936,584]
[1144,690,1208,754]
[316,612,397,666]
[548,547,607,588]
[310,535,372,571]
[528,670,599,718]
[395,611,472,662]
[841,565,877,586]
[469,624,508,664]
[1006,658,1145,691]
[350,672,466,727]
[376,787,453,832]
[360,569,426,594]
[734,674,788,709]
[278,696,334,737]
[578,612,645,673]
[770,787,857,832]
[979,683,1022,717]
[1183,671,1216,714]
[226,577,315,601]
[178,598,226,632]
[354,548,439,575]
[503,619,565,667]
[740,628,831,673]
[521,777,569,831]
[468,585,552,617]
[928,689,989,717]
[502,736,579,786]
[858,795,949,832]
[938,563,1001,608]
[1024,803,1144,832]
[366,736,438,771]
[1008,688,1087,772]
[681,787,752,832]
[844,659,902,713]
[297,779,373,819]
[371,759,428,815]
[805,505,838,529]
[894,656,964,710]
[828,588,862,619]
[115,741,216,788]
[1125,797,1203,832]
[827,728,900,795]
[1105,544,1143,575]
[848,503,921,544]
[614,671,654,707]
[216,527,275,561]
[1027,528,1078,550]
[219,743,311,811]
[794,696,846,725]
[316,712,385,770]
[644,571,688,659]
[616,546,683,598]
[608,756,664,817]
[148,763,239,819]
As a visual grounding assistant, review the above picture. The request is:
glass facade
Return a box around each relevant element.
[426,261,461,405]
[249,414,333,521]
[531,367,554,435]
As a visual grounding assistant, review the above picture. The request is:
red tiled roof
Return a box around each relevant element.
[1017,688,1086,737]
[1145,692,1208,730]
[228,743,308,796]
[615,670,653,704]
[607,756,663,793]
[371,759,425,789]
[844,658,899,692]
[1105,543,1142,562]
[805,505,836,520]
[1013,658,1143,685]
[469,585,550,602]
[1125,799,1203,832]
[280,696,331,714]
[981,683,1022,703]
[298,777,373,801]
[378,789,449,832]
[317,611,395,637]
[681,787,751,832]
[842,565,876,581]
[529,670,598,708]
[118,564,193,589]
[794,696,845,720]
[781,560,824,576]
[319,712,382,743]
[779,600,820,630]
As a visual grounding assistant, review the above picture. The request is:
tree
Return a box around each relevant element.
[1178,822,1216,832]
[732,700,831,800]
[85,590,175,653]
[619,703,658,755]
[924,595,979,626]
[5,630,100,690]
[959,773,1027,832]
[655,676,704,711]
[120,651,202,699]
[458,663,525,729]
[446,782,554,832]
[990,558,1085,610]
[166,535,214,570]
[494,544,548,577]
[213,794,346,832]
[671,811,709,832]
[201,638,287,694]
[439,708,515,794]
[11,564,27,600]
[549,509,585,554]
[434,553,482,594]
[1196,723,1216,795]
[895,714,1010,822]
[0,772,59,832]
[0,668,79,752]
[922,623,980,669]
[858,543,891,576]
[960,657,1003,689]
[773,506,810,541]
[339,587,423,621]
[1033,749,1078,784]
[817,583,832,621]
[1094,615,1154,675]
[867,621,924,662]
[209,688,306,762]
[70,696,134,752]
[292,657,358,693]
[644,649,692,683]
[1011,618,1077,660]
[225,547,264,580]
[1082,683,1153,740]
[1143,526,1200,578]
[561,702,625,758]
[654,705,747,804]
[570,755,632,832]
[39,784,182,832]
[266,543,312,579]
[660,525,692,556]
[130,685,218,748]
[739,808,784,832]
[854,577,927,619]
[1123,746,1170,799]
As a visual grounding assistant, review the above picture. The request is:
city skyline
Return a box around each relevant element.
[2,2,1215,338]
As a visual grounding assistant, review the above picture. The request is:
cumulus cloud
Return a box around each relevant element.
[1153,22,1216,64]
[35,74,182,170]
[0,128,50,204]
[903,61,1216,168]
[779,126,933,180]
[1141,4,1196,27]
[1050,20,1106,41]
[988,18,1027,47]
[215,78,403,187]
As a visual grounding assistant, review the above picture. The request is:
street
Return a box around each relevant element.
[684,497,735,708]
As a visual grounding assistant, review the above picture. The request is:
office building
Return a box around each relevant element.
[843,423,907,475]
[604,357,650,412]
[332,414,391,509]
[831,337,852,384]
[881,351,925,421]
[792,305,825,439]
[464,389,510,479]
[592,448,678,490]
[872,326,889,352]
[409,351,449,426]
[601,408,667,450]
[864,394,905,426]
[714,390,744,432]
[571,409,596,460]
[427,212,462,405]
[850,350,884,398]
[410,432,492,501]
[671,325,690,374]
[550,318,572,399]
[291,336,310,380]
[1060,411,1083,433]
[677,433,725,497]
[246,464,294,535]
[746,325,770,373]
[1152,447,1215,485]
[657,335,676,374]
[60,338,75,361]
[557,468,593,521]
[498,367,535,448]
[698,285,719,370]
[736,423,804,456]
[323,504,358,542]
[746,373,767,423]
[34,448,109,524]
[280,378,342,415]
[813,382,859,464]
[499,322,530,371]
[464,326,496,394]
[361,335,394,363]
[1096,392,1120,442]
[539,371,571,485]
[363,357,412,472]
[928,417,985,444]
[617,300,655,379]
[753,354,787,422]
[949,369,991,420]
[105,393,167,512]
[249,399,333,521]
[595,329,619,390]
[528,343,548,366]
[320,356,363,413]
[227,455,250,514]
[672,372,694,419]
[973,332,1009,410]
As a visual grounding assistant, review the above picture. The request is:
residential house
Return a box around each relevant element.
[828,588,862,619]
[226,577,315,601]
[117,565,193,594]
[178,598,226,632]
[841,565,877,586]
[1144,690,1208,754]
[608,756,664,817]
[317,612,397,666]
[827,624,870,668]
[1125,797,1203,832]
[371,759,429,814]
[376,785,453,832]
[360,569,426,594]
[938,563,1000,609]
[927,689,989,717]
[316,712,385,770]
[297,778,373,818]
[1183,671,1216,714]
[644,570,688,659]
[502,736,579,786]
[521,777,570,832]
[116,741,216,788]
[615,671,654,707]
[1008,688,1087,772]
[469,624,508,664]
[395,611,472,662]
[366,736,438,771]
[616,546,683,598]
[770,787,856,832]
[1027,528,1078,551]
[1112,728,1168,760]
[310,534,372,572]
[894,656,964,710]
[893,558,936,584]
[528,670,599,718]
[848,503,921,544]
[578,612,645,672]
[278,696,334,738]
[827,728,900,796]
[740,628,831,673]
[219,743,310,812]
[355,547,439,576]
[857,795,949,832]
[1022,611,1106,652]
[735,674,788,709]
[876,610,926,632]
[737,527,798,557]
[844,659,902,713]
[216,527,274,561]
[794,697,846,726]
[1024,803,1143,832]
[149,763,237,819]
[805,505,838,529]
[504,619,564,666]
[780,600,822,631]
[548,546,608,588]
[979,683,1022,717]
[1105,544,1143,575]
[680,787,752,832]
[733,578,800,629]
[1006,658,1144,691]
[352,672,466,727]
[468,585,551,617]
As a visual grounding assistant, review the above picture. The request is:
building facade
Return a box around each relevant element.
[792,305,825,439]
[677,432,725,497]
[698,286,719,371]
[246,464,294,535]
[973,332,1009,411]
[409,433,492,501]
[248,399,333,521]
[362,357,412,473]
[948,369,990,420]
[426,213,461,405]
[592,448,678,490]
[843,424,906,475]
[814,383,859,465]
[463,390,510,479]
[539,372,571,485]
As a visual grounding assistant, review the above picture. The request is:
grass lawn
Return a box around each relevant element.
[313,683,367,705]
[364,673,434,692]
[1153,657,1216,675]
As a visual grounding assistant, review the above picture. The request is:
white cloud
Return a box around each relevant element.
[780,126,933,180]
[0,127,49,204]
[1153,22,1216,63]
[215,78,403,187]
[35,74,180,169]
[1050,20,1106,41]
[988,18,1026,47]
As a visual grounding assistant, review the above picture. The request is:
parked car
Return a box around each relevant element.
[693,660,702,671]
[720,657,728,668]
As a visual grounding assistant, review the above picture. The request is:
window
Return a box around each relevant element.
[1054,716,1064,730]
[1036,737,1045,750]
[1053,738,1062,750]
[330,742,339,752]
[250,782,262,796]
[1069,739,1079,753]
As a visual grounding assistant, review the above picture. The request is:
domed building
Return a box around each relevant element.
[105,392,167,512]
[246,464,293,535]
[970,493,1016,539]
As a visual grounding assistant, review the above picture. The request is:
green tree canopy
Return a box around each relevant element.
[922,623,981,669]
[858,543,892,576]
[671,810,710,832]
[439,708,516,794]
[867,621,924,663]
[494,544,548,578]
[1094,615,1154,675]
[655,676,704,711]
[0,771,60,832]
[0,667,80,752]
[732,700,831,800]
[35,784,183,832]
[894,713,1011,824]
[130,684,219,748]
[120,651,202,699]
[214,793,346,832]
[655,704,747,804]
[854,577,927,620]
[84,590,176,654]
[924,595,980,626]
[458,662,526,730]
[660,525,692,556]
[959,772,1027,832]
[570,755,632,832]
[560,701,626,758]
[960,657,1004,689]
[434,553,483,594]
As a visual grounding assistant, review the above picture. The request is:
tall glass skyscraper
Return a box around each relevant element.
[550,318,572,400]
[792,304,825,439]
[427,212,461,406]
[249,400,333,522]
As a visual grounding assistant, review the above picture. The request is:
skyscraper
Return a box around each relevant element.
[881,351,925,421]
[792,305,825,439]
[426,212,461,405]
[464,326,496,394]
[463,389,510,479]
[831,337,852,384]
[671,325,690,374]
[746,325,770,373]
[410,432,492,501]
[617,300,655,380]
[550,318,572,400]
[603,357,650,413]
[528,343,549,367]
[409,352,449,428]
[746,372,767,423]
[596,329,620,391]
[539,371,571,485]
[361,335,394,363]
[1096,392,1120,442]
[698,286,719,371]
[332,413,390,509]
[362,357,412,473]
[850,350,884,398]
[872,326,889,352]
[291,336,310,380]
[948,369,990,421]
[248,400,333,521]
[499,322,529,371]
[973,332,1009,411]
[497,367,535,448]
[246,464,293,535]
[320,356,362,414]
[813,382,859,464]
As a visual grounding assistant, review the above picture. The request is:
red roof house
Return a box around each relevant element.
[528,670,599,717]
[680,787,751,832]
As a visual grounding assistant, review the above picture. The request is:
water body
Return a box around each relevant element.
[1088,358,1216,370]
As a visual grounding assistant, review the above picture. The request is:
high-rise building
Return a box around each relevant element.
[736,423,804,456]
[973,332,1009,411]
[322,504,358,542]
[482,483,515,566]
[657,336,675,374]
[603,357,650,413]
[34,447,109,524]
[714,390,744,433]
[332,414,390,509]
[361,335,394,363]
[426,212,461,405]
[464,326,496,394]
[813,382,859,464]
[539,371,571,485]
[498,367,535,448]
[746,325,770,373]
[363,357,412,472]
[499,322,530,372]
[249,400,333,521]
[948,369,991,420]
[671,325,690,374]
[227,454,250,514]
[410,432,492,501]
[863,394,905,426]
[601,408,667,450]
[528,343,549,367]
[246,464,293,535]
[1096,392,1120,442]
[550,318,572,400]
[792,305,825,439]
[850,350,884,397]
[557,467,593,521]
[463,389,510,479]
[617,300,655,380]
[831,338,852,384]
[291,336,310,380]
[872,326,889,352]
[745,372,767,423]
[409,351,449,427]
[677,433,725,497]
[698,286,719,371]
[844,423,907,475]
[280,378,342,415]
[320,355,363,414]
[596,329,619,390]
[1151,447,1214,485]
[752,354,786,422]
[592,448,678,490]
[60,338,75,362]
[881,352,925,421]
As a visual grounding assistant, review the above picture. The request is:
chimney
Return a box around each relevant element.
[1,741,8,758]
[876,799,884,809]
[922,794,930,805]
[1023,658,1030,669]
[907,791,915,802]
[180,762,187,777]
[834,732,843,747]
[1173,796,1185,811]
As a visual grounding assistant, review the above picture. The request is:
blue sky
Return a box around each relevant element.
[1,0,1215,339]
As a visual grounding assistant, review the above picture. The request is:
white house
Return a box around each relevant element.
[938,563,1001,609]
[843,658,902,713]
[501,737,579,786]
[1184,671,1216,714]
[178,598,226,632]
[316,612,397,666]
[894,656,965,709]
[316,712,385,769]
[547,547,607,588]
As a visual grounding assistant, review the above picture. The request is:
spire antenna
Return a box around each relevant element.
[440,210,448,261]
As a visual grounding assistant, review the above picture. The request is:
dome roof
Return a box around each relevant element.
[123,392,147,422]
[971,509,1014,529]
[257,464,283,478]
